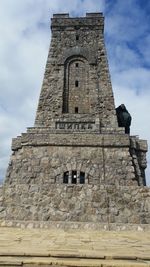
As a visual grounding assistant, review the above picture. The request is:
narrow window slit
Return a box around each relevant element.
[72,170,77,184]
[75,107,78,113]
[76,35,79,41]
[80,172,85,184]
[75,80,79,87]
[63,171,69,183]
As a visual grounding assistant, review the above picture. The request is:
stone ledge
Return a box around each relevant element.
[0,220,150,231]
[0,257,149,267]
[0,253,150,261]
[11,132,130,151]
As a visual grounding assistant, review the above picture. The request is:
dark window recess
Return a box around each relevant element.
[76,35,79,41]
[63,171,86,184]
[72,170,77,184]
[75,107,78,113]
[75,63,79,67]
[75,80,79,87]
[80,172,85,184]
[63,171,69,183]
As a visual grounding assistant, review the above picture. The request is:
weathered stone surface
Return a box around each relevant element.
[0,226,150,266]
[0,12,149,226]
[0,185,150,224]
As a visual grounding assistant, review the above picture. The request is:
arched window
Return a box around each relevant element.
[63,171,85,184]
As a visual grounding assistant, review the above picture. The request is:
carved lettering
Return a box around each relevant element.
[74,123,80,130]
[67,123,73,129]
[55,122,95,130]
[59,123,65,129]
[88,123,93,129]
[81,123,86,130]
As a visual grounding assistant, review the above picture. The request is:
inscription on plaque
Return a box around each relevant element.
[55,122,95,130]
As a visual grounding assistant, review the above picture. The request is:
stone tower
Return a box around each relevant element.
[1,13,149,225]
[35,13,117,129]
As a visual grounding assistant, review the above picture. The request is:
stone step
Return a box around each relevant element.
[0,227,149,266]
[0,256,149,267]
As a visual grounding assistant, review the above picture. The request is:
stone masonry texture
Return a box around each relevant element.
[0,13,149,226]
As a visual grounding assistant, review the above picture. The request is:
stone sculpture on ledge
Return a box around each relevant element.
[116,104,132,134]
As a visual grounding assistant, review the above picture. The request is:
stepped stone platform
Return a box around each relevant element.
[0,226,150,266]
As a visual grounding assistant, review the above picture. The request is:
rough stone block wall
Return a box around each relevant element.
[0,184,150,224]
[5,135,137,187]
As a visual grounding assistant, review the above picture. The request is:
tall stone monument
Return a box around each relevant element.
[0,13,149,227]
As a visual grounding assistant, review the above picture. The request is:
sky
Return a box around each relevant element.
[0,0,150,185]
